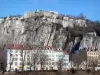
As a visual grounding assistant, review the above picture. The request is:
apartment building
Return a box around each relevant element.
[4,44,69,71]
[69,49,100,70]
[86,49,100,62]
[85,49,100,70]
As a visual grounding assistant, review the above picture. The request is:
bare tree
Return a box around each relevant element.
[30,50,39,71]
[1,43,15,72]
[9,52,14,71]
[0,44,8,71]
[21,43,30,71]
[57,59,63,71]
[70,50,87,69]
[21,51,27,71]
[87,54,100,71]
[39,50,48,70]
[88,59,98,75]
[57,56,64,71]
[56,55,65,75]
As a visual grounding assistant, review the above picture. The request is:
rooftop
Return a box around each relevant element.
[2,44,68,54]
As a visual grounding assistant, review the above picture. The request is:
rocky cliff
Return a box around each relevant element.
[0,10,100,52]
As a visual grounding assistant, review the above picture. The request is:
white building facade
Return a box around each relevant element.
[5,44,69,71]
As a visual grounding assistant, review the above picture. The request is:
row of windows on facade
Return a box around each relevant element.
[9,53,64,58]
[8,49,62,53]
[11,66,59,70]
[32,47,55,50]
[8,57,65,62]
[9,50,54,53]
[12,62,68,66]
[12,58,68,61]
[88,56,100,59]
[87,52,100,55]
[86,49,99,51]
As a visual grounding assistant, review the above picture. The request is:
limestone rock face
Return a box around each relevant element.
[0,11,100,51]
[80,35,100,50]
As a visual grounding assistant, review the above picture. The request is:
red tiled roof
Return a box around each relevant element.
[5,44,22,49]
[6,44,14,48]
[4,44,69,54]
[43,46,53,48]
[47,46,52,48]
[5,44,33,50]
[14,44,22,49]
[64,51,67,54]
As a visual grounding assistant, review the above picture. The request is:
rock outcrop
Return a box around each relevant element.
[0,10,100,52]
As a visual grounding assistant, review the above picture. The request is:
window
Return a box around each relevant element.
[20,62,22,65]
[45,50,47,52]
[48,50,50,52]
[27,62,30,65]
[15,62,18,65]
[15,50,18,53]
[28,51,30,53]
[20,50,23,53]
[11,67,14,70]
[20,58,23,61]
[35,68,38,70]
[19,54,22,57]
[61,55,63,57]
[46,67,48,70]
[52,55,54,57]
[46,59,48,61]
[40,51,42,53]
[27,55,30,57]
[27,58,30,61]
[43,50,45,53]
[92,53,94,55]
[19,50,22,53]
[52,59,54,61]
[14,58,18,61]
[49,58,51,61]
[49,55,51,57]
[46,62,48,65]
[46,55,48,57]
[52,62,55,65]
[41,68,44,70]
[15,54,18,57]
[63,63,68,66]
[10,50,13,53]
[58,55,60,57]
[49,62,51,65]
[64,59,68,61]
[27,67,30,69]
[50,67,53,70]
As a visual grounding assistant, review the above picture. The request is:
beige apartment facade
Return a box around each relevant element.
[86,49,100,70]
[74,49,100,70]
[86,49,100,62]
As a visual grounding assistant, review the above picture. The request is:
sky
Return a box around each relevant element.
[0,0,100,21]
